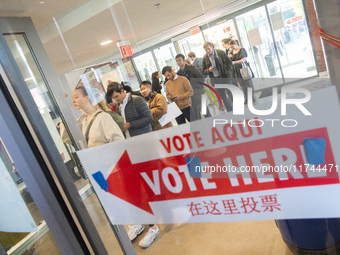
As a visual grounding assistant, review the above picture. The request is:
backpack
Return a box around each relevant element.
[198,58,203,72]
[85,111,124,144]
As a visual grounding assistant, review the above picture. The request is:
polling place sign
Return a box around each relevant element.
[77,87,340,224]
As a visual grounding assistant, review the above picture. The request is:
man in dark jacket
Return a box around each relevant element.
[202,42,233,112]
[107,83,152,138]
[175,54,210,119]
[188,52,203,74]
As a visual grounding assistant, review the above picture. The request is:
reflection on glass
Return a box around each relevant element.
[121,58,140,91]
[133,52,158,83]
[0,138,62,254]
[4,33,124,255]
[177,33,206,59]
[267,0,317,80]
[4,34,88,191]
[204,19,238,50]
[236,6,284,89]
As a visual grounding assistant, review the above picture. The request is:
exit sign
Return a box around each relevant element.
[120,45,133,58]
[190,26,200,36]
[223,27,231,33]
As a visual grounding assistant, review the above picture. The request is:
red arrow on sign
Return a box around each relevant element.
[106,150,251,214]
[104,127,339,215]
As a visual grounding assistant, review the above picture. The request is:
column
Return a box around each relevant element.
[313,0,340,90]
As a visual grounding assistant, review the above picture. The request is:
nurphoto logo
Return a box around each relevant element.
[199,82,312,128]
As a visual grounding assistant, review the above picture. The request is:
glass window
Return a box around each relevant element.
[133,52,158,83]
[177,33,206,59]
[203,19,238,50]
[120,58,140,91]
[153,43,178,72]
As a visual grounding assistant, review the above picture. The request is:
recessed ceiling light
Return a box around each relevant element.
[24,77,33,81]
[39,1,45,4]
[101,40,113,46]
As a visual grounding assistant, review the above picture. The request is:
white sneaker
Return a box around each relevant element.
[127,224,145,241]
[139,225,159,248]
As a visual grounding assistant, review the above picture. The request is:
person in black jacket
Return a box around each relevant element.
[107,83,152,138]
[175,53,210,119]
[188,52,203,74]
[202,42,234,112]
[151,71,162,94]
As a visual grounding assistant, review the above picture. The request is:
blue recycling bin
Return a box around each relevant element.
[276,218,340,254]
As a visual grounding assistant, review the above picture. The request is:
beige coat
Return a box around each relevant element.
[148,93,173,131]
[165,75,194,110]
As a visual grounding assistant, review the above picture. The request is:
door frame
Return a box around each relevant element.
[0,60,91,254]
[0,18,136,255]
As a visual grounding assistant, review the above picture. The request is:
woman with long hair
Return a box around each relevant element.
[229,40,255,104]
[70,86,124,147]
[151,71,162,94]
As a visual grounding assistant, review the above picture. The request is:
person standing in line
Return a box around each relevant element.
[176,53,210,119]
[163,66,175,87]
[222,38,232,56]
[187,52,203,74]
[140,80,172,130]
[229,34,239,46]
[229,40,255,105]
[184,59,192,66]
[202,42,234,112]
[107,83,159,248]
[70,86,124,147]
[162,66,195,124]
[151,71,163,94]
[176,53,203,81]
[106,80,119,111]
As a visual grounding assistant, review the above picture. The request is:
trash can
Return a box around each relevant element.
[264,54,276,76]
[276,218,340,254]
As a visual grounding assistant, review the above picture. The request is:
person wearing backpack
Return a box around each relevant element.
[71,86,124,147]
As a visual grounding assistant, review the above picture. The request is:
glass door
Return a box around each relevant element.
[0,17,134,255]
[235,6,284,90]
[0,67,85,254]
[0,136,61,254]
[267,0,317,81]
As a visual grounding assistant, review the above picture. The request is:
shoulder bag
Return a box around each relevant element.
[84,111,124,144]
[240,62,252,80]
